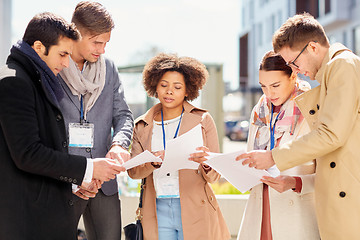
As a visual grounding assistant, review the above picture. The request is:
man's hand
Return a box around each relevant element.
[92,158,125,182]
[261,175,296,193]
[73,179,103,200]
[236,150,275,170]
[106,145,130,165]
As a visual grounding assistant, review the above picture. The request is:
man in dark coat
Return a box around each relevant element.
[0,12,123,240]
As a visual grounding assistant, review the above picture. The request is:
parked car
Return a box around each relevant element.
[225,119,249,141]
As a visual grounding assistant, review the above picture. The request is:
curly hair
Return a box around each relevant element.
[142,53,209,101]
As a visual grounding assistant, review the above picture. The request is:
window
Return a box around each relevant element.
[242,6,246,28]
[278,10,283,29]
[269,15,276,41]
[353,26,360,56]
[258,23,263,46]
[325,0,331,14]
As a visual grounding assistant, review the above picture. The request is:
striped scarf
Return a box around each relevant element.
[252,79,311,150]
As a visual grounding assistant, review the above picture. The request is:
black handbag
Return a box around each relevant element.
[124,178,146,240]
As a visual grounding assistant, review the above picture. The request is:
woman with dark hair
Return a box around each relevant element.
[237,51,319,240]
[128,53,230,240]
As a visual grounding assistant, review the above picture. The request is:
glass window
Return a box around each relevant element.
[258,23,263,46]
[325,0,331,14]
[250,1,254,21]
[353,26,360,56]
[278,10,283,29]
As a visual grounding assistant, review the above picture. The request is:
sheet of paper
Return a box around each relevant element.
[122,150,162,170]
[205,151,277,193]
[155,124,203,177]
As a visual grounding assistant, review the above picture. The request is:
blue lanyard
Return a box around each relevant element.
[270,105,280,150]
[161,108,184,150]
[80,95,84,124]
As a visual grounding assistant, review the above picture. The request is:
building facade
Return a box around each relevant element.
[0,0,11,65]
[239,0,360,117]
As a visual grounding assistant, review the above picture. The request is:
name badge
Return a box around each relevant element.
[68,123,94,148]
[153,170,180,198]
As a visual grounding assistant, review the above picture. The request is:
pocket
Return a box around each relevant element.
[34,180,49,205]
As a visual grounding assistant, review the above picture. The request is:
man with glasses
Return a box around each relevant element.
[238,13,360,239]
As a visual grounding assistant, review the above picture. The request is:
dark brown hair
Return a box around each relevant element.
[23,12,80,55]
[272,12,329,52]
[142,53,209,101]
[259,50,292,77]
[71,1,114,36]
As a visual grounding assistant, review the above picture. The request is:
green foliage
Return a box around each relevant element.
[211,181,249,195]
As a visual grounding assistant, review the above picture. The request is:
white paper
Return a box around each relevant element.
[205,151,277,193]
[155,124,203,177]
[122,150,162,170]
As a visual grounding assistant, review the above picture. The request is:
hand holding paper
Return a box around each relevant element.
[121,150,162,170]
[188,146,210,163]
[204,151,279,193]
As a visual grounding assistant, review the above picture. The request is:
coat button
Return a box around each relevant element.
[309,109,316,115]
[330,162,336,168]
[339,191,346,198]
[73,179,77,184]
[69,200,74,206]
[68,178,72,183]
[289,200,294,206]
[201,199,206,204]
[86,148,91,153]
[60,176,64,180]
[64,177,68,181]
[210,196,214,201]
[63,141,67,148]
[56,114,62,121]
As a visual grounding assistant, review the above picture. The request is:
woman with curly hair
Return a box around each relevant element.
[128,53,230,240]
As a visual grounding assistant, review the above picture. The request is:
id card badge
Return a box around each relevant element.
[153,170,180,198]
[68,123,94,148]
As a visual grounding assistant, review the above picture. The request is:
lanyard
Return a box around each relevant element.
[80,95,84,124]
[269,104,280,150]
[161,108,184,150]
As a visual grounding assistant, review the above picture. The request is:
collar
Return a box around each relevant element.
[135,101,206,125]
[315,43,351,84]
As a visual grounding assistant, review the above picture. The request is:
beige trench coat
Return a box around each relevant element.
[272,43,360,240]
[238,99,319,240]
[128,101,230,240]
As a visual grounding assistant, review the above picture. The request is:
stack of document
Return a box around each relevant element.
[121,124,279,193]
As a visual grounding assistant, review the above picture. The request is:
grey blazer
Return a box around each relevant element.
[58,58,134,195]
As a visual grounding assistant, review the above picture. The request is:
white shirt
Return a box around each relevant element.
[152,115,182,198]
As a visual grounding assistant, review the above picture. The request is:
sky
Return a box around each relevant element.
[11,0,240,89]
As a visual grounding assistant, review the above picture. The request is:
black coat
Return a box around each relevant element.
[0,48,87,239]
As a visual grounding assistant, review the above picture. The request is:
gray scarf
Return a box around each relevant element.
[59,56,106,120]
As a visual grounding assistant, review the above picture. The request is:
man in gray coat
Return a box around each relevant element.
[57,2,134,239]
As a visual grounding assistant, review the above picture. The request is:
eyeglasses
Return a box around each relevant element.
[286,42,310,69]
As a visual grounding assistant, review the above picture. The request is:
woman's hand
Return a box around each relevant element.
[188,146,210,164]
[151,150,164,168]
[261,175,297,193]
